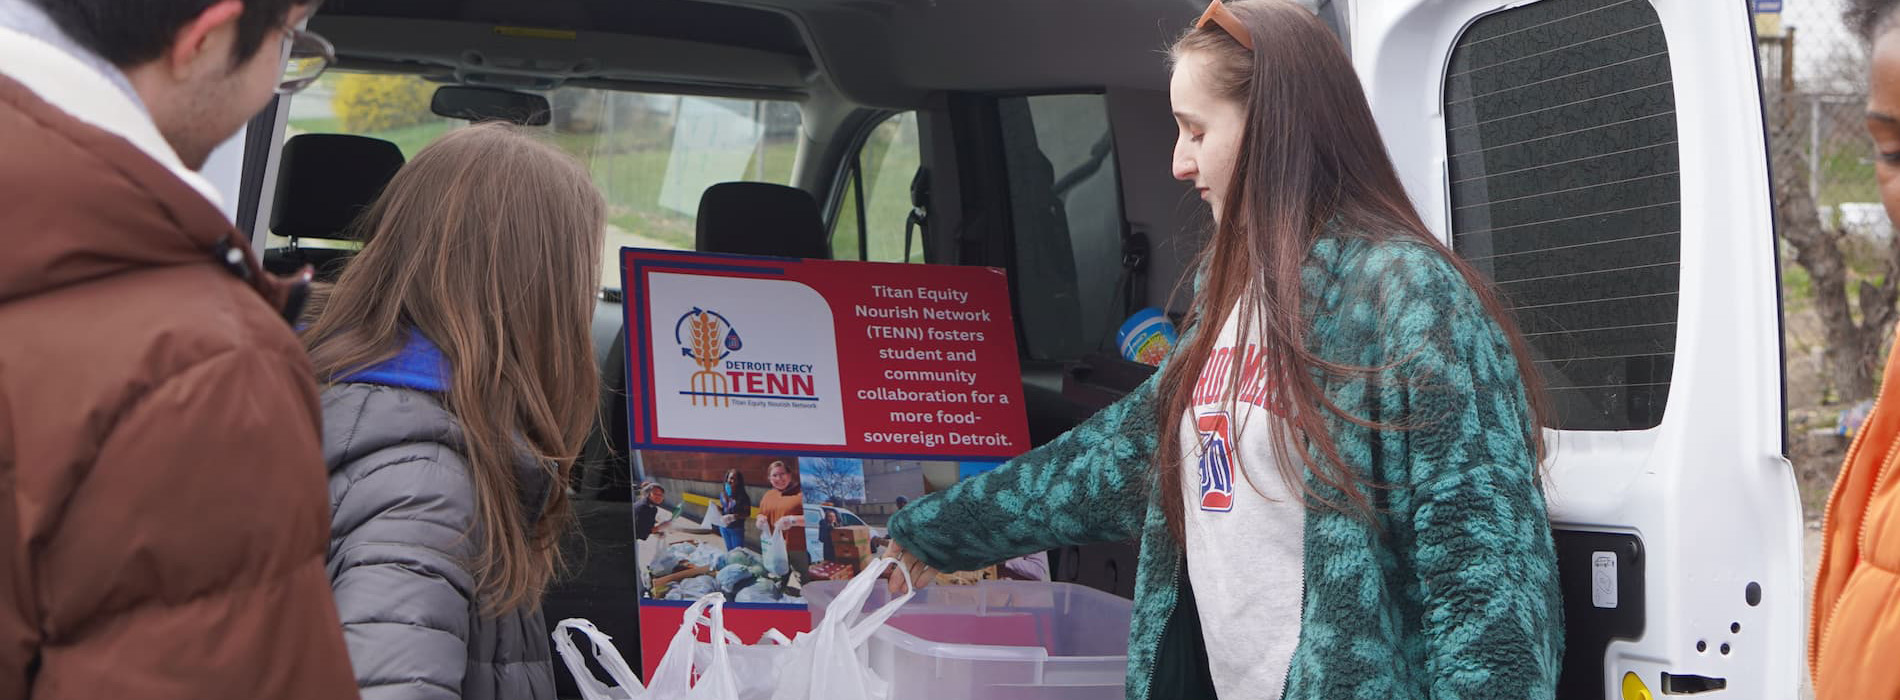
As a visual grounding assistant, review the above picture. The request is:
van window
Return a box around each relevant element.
[831,112,924,263]
[1442,0,1679,431]
[282,71,802,287]
[1000,94,1127,363]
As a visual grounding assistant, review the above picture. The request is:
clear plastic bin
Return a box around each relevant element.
[803,580,1132,700]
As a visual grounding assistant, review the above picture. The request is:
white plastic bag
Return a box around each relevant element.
[557,562,912,700]
[694,628,793,700]
[769,558,915,700]
[672,501,724,535]
[760,526,791,578]
[666,596,741,700]
[552,618,641,700]
[554,594,743,700]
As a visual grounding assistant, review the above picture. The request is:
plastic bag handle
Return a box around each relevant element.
[689,595,742,699]
[646,594,726,696]
[824,557,912,628]
[757,628,794,646]
[551,619,642,700]
[846,558,916,647]
[686,611,747,646]
[811,557,917,649]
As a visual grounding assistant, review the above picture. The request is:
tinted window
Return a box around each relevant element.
[1000,94,1127,363]
[1444,0,1679,430]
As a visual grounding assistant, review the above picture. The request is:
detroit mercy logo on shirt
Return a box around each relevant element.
[1197,412,1237,512]
[1192,341,1287,513]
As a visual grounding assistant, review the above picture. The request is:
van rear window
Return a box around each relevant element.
[1443,0,1680,431]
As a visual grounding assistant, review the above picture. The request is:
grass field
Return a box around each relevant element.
[287,117,457,158]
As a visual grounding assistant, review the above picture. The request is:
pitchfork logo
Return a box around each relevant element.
[676,307,743,407]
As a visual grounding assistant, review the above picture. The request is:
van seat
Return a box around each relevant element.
[263,134,405,282]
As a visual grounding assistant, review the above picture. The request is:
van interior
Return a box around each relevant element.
[235,0,1802,698]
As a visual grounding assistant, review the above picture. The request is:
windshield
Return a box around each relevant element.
[282,71,803,287]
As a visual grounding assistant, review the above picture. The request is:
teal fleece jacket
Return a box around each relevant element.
[887,235,1564,700]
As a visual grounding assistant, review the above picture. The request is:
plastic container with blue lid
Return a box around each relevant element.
[1116,308,1177,366]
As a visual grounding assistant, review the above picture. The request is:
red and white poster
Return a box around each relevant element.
[619,248,1033,676]
[622,249,1030,459]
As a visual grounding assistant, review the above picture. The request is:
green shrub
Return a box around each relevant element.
[332,74,435,133]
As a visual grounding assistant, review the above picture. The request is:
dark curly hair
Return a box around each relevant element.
[1849,0,1900,42]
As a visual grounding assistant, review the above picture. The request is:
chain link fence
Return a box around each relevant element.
[1755,1,1900,514]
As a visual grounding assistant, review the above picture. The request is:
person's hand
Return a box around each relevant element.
[755,515,769,534]
[775,515,801,532]
[884,540,939,595]
[720,514,738,527]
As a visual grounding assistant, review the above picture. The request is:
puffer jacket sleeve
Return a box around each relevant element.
[887,372,1162,573]
[329,437,480,700]
[1354,245,1564,700]
[23,349,358,700]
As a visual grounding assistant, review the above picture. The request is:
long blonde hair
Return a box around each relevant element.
[302,122,606,614]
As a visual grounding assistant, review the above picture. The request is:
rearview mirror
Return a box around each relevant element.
[430,86,551,127]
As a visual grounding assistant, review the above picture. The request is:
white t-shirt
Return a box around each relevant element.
[1178,304,1306,700]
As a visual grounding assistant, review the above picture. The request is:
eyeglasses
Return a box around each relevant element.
[277,25,335,95]
[1196,0,1255,52]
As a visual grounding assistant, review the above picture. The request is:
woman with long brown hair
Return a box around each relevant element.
[302,122,604,700]
[884,2,1562,699]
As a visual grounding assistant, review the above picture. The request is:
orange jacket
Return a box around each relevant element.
[1813,333,1900,698]
[759,489,807,553]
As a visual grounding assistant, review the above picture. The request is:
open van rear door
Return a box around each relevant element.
[1350,0,1802,697]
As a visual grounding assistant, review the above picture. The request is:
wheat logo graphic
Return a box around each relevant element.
[674,307,742,407]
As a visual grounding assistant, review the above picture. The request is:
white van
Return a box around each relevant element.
[214,0,1799,697]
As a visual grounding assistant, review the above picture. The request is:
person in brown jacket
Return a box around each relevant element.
[0,0,357,698]
[1816,2,1900,697]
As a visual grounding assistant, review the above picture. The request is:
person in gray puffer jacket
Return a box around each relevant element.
[322,378,558,700]
[299,123,607,700]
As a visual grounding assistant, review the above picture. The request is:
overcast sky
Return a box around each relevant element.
[1776,0,1865,91]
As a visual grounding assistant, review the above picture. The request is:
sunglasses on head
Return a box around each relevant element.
[1196,0,1255,51]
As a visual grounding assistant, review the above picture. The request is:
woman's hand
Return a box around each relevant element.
[884,540,939,595]
[775,515,802,532]
[755,515,769,534]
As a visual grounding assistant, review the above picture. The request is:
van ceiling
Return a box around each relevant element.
[313,0,1207,107]
[319,0,810,56]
